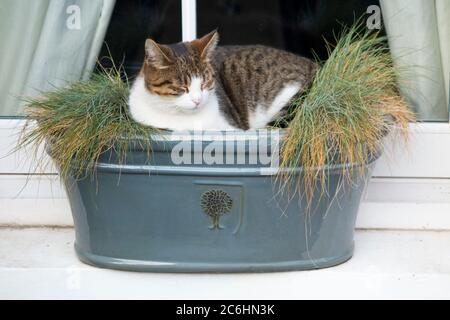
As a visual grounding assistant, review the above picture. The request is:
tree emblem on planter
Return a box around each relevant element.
[200,189,233,230]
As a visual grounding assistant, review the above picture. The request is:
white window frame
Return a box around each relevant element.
[1,0,450,211]
[182,0,197,41]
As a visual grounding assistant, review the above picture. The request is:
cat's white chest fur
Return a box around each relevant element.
[129,76,236,131]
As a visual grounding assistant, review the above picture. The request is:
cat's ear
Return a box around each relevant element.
[145,39,173,69]
[192,29,219,59]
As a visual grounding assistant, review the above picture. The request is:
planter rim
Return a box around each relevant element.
[47,129,382,176]
[117,128,287,143]
[93,155,379,176]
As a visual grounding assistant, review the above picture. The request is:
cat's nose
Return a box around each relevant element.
[191,95,202,106]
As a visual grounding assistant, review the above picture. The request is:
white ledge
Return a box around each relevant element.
[0,228,449,299]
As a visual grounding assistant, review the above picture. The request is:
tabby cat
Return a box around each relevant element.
[129,30,317,130]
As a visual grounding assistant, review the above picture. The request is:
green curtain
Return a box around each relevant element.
[0,0,115,116]
[381,0,450,121]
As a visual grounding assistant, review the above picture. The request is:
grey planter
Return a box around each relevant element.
[63,130,378,272]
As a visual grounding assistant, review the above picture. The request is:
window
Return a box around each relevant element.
[99,0,182,78]
[0,0,449,191]
[197,0,382,60]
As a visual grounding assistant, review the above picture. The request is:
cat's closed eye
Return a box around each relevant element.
[148,81,186,96]
[201,81,214,90]
[168,89,184,96]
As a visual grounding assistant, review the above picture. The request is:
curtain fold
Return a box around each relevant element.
[0,0,115,116]
[436,0,450,109]
[381,0,449,121]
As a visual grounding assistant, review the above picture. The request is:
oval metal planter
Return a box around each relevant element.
[63,130,379,272]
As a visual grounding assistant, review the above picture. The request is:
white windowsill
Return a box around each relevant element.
[1,227,449,299]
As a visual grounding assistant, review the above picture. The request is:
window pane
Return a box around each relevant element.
[98,0,182,78]
[197,0,381,61]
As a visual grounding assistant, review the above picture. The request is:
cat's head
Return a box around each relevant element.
[142,30,219,112]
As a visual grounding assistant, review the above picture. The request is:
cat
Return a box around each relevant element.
[128,30,317,131]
